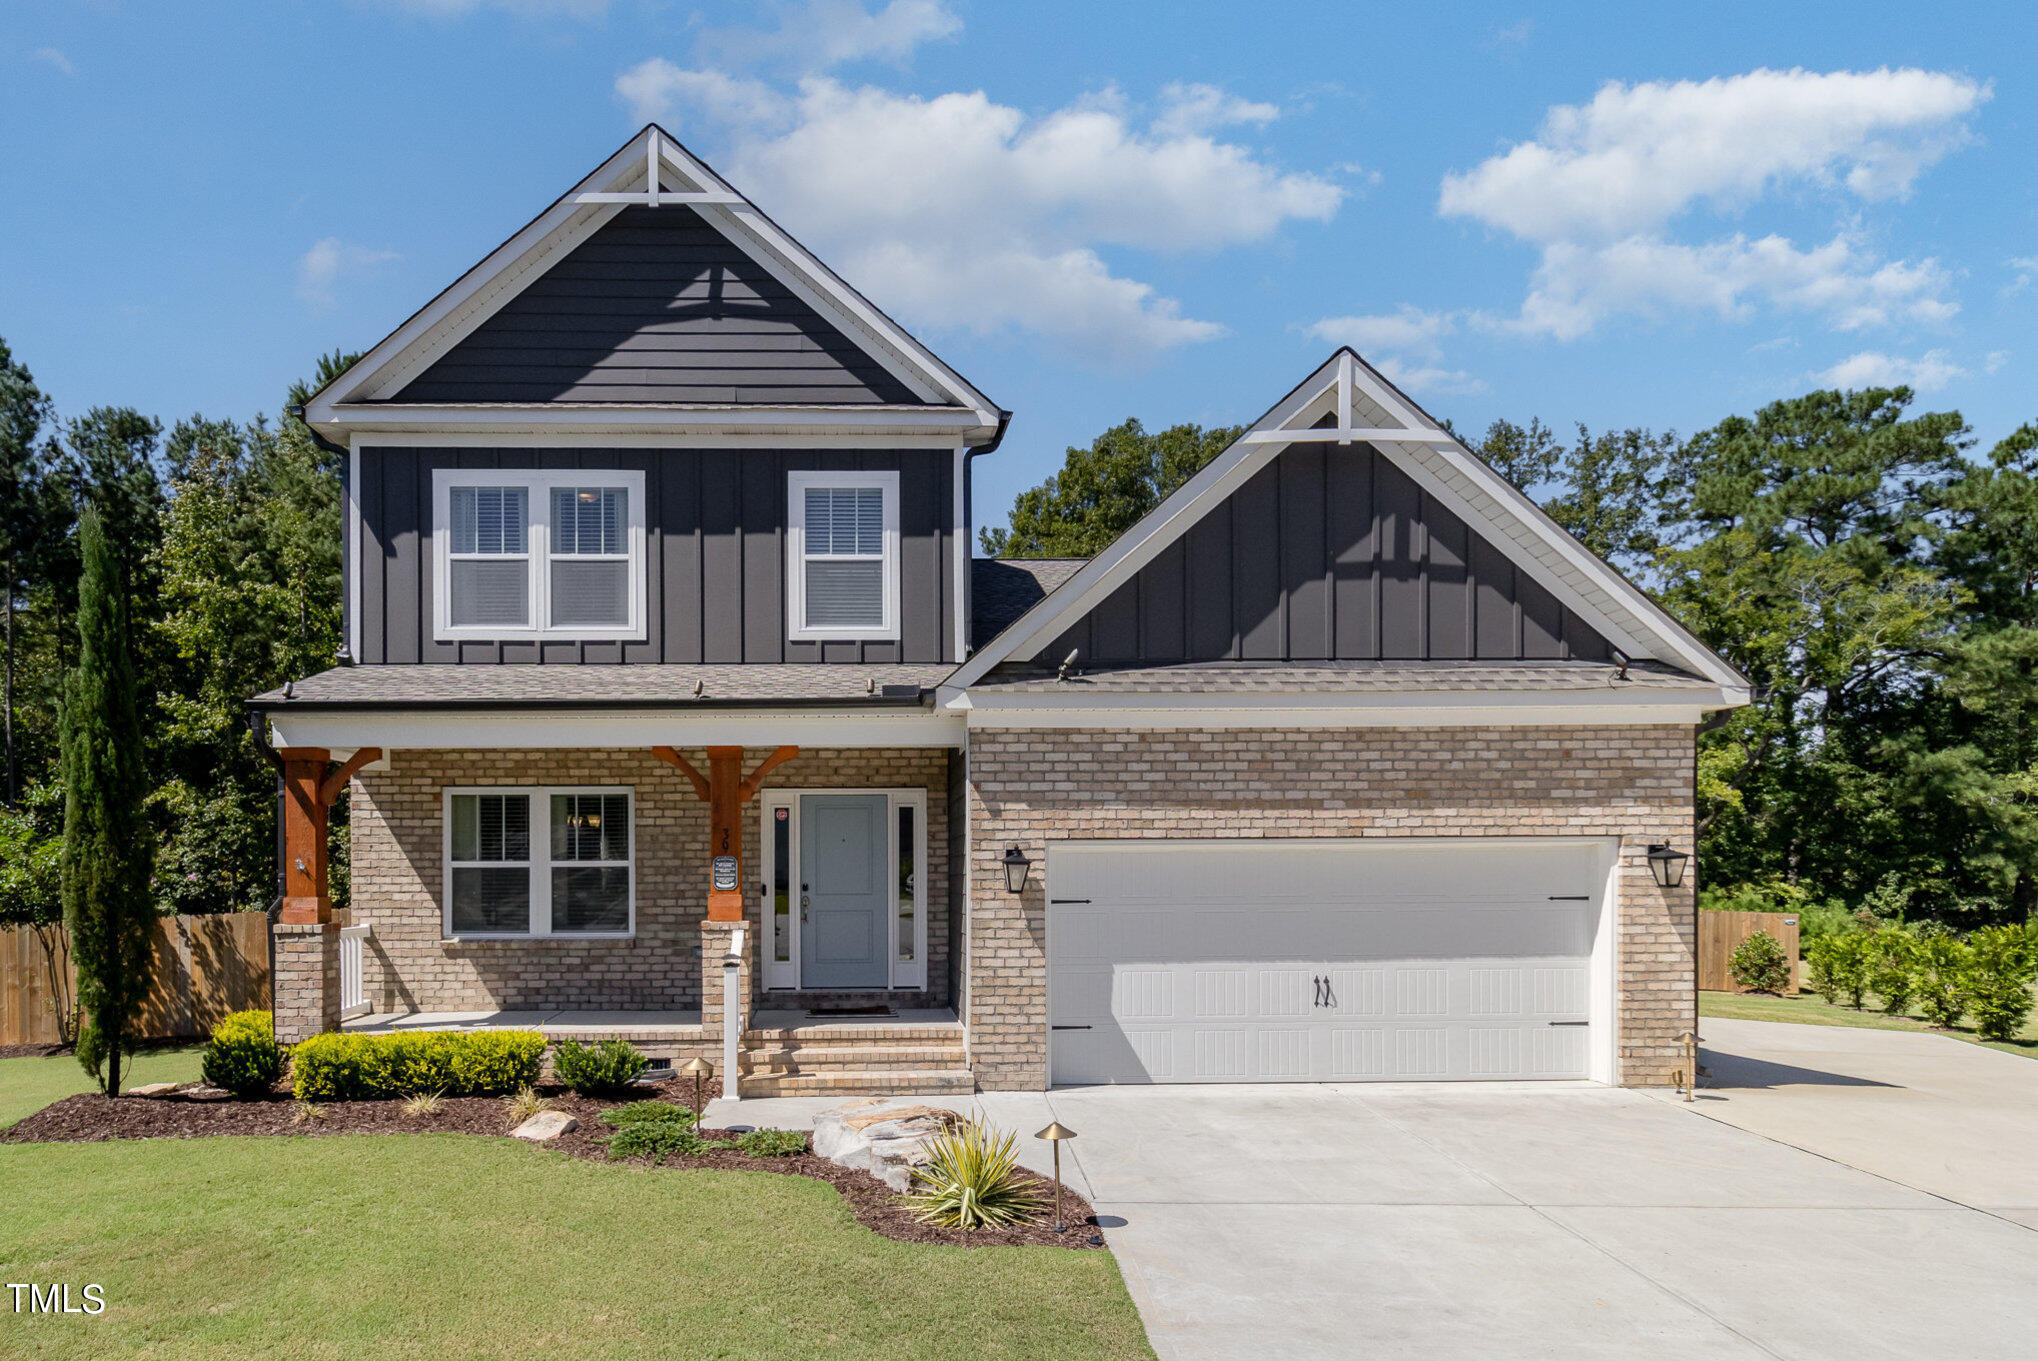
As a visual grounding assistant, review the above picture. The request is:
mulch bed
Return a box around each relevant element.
[1,1079,1104,1250]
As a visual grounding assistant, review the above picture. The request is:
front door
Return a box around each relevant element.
[798,794,889,989]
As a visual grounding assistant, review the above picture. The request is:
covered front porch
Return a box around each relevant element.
[248,665,976,1095]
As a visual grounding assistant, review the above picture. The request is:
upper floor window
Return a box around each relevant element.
[787,470,898,641]
[433,469,645,641]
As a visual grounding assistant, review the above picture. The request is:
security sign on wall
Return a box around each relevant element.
[712,855,738,892]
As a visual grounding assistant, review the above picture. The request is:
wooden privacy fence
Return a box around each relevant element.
[0,913,270,1047]
[1699,909,1803,993]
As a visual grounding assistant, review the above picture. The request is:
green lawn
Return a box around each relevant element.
[1700,987,2038,1060]
[0,1046,203,1128]
[0,1059,1155,1360]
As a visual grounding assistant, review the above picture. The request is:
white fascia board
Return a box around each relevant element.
[268,707,967,752]
[351,430,979,450]
[942,684,1738,730]
[339,405,995,445]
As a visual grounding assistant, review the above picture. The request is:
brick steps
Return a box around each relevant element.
[743,1044,964,1074]
[737,1067,976,1098]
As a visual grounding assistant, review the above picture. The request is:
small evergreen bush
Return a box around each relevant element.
[1729,931,1791,995]
[291,1029,546,1100]
[551,1038,649,1095]
[1912,933,1973,1029]
[601,1120,730,1162]
[1805,936,1845,1005]
[597,1099,695,1128]
[736,1128,809,1158]
[1805,933,1872,1008]
[1965,925,2037,1043]
[200,1009,284,1096]
[1867,927,1917,1015]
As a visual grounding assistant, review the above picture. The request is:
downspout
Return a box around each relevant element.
[954,410,1009,1058]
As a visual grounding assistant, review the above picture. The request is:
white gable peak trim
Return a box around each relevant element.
[948,349,1745,692]
[303,126,998,433]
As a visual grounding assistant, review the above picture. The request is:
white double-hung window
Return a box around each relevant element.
[445,788,633,938]
[786,470,899,641]
[434,469,645,640]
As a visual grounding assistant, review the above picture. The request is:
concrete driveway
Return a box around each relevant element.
[712,1021,2038,1361]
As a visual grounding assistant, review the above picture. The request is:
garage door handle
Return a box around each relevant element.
[1547,1020,1589,1027]
[1547,895,1590,901]
[1051,1024,1092,1031]
[1049,898,1090,905]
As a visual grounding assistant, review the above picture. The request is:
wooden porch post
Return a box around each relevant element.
[653,744,799,921]
[274,746,385,925]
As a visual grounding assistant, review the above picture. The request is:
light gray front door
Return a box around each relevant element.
[799,794,888,989]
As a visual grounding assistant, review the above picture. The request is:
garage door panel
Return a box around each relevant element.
[1047,840,1605,1085]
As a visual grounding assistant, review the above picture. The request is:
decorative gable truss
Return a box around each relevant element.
[302,125,1001,444]
[945,348,1749,723]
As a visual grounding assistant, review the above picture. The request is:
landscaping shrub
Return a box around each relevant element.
[1912,933,1973,1029]
[1806,933,1871,1008]
[601,1120,729,1163]
[597,1099,695,1128]
[200,1009,284,1097]
[291,1030,546,1100]
[1965,925,2038,1042]
[551,1038,649,1095]
[906,1123,1044,1230]
[736,1128,809,1158]
[1728,931,1791,995]
[1868,927,1917,1015]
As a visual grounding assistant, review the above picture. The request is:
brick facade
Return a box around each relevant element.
[272,921,340,1044]
[965,724,1697,1090]
[344,746,949,1017]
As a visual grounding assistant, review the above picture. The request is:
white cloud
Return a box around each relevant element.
[1304,306,1455,359]
[1507,232,1957,341]
[1985,349,2010,374]
[1441,68,1986,243]
[297,238,399,308]
[1430,68,1982,342]
[1369,356,1485,397]
[31,47,74,76]
[1152,82,1279,138]
[2006,255,2038,295]
[618,68,1340,359]
[700,0,960,72]
[1813,348,1965,392]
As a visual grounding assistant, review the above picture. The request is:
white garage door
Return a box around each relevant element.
[1047,839,1610,1085]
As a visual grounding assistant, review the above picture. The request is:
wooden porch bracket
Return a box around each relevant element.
[276,746,384,925]
[652,744,800,922]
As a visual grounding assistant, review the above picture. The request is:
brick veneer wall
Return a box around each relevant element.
[965,724,1696,1090]
[342,746,949,1017]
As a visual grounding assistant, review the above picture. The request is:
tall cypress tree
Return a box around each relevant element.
[61,505,153,1093]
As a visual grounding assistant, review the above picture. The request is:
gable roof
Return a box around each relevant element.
[303,125,1001,440]
[948,349,1748,694]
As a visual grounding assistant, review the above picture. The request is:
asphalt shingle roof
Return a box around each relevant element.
[970,558,1088,649]
[249,664,954,708]
[966,658,1716,694]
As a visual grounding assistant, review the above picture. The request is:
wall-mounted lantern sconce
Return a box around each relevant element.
[1646,842,1689,889]
[1001,845,1033,894]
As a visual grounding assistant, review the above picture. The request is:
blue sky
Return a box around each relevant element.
[3,1,2031,532]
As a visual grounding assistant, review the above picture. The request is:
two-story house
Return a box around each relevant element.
[252,126,1747,1095]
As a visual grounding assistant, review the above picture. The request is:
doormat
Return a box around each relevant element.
[805,1004,893,1017]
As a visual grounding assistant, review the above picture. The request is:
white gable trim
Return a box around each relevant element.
[303,126,998,432]
[948,349,1745,691]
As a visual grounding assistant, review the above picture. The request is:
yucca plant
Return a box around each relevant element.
[905,1123,1044,1230]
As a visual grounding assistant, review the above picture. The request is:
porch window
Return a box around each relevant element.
[434,469,645,641]
[786,471,898,641]
[443,787,634,938]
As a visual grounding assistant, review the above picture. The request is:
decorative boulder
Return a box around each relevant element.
[126,1082,182,1098]
[813,1099,966,1191]
[511,1111,578,1142]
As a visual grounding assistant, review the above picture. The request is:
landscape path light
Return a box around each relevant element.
[682,1055,713,1122]
[1034,1120,1077,1233]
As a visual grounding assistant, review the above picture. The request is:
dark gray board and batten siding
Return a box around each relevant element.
[354,448,955,665]
[1044,441,1613,665]
[392,206,919,405]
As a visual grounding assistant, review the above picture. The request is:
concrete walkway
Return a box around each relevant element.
[711,1031,2038,1361]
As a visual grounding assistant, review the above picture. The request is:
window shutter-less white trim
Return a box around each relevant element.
[432,469,646,642]
[786,470,899,642]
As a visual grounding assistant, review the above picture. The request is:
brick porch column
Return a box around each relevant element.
[272,921,340,1044]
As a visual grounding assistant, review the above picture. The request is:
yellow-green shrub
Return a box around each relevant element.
[291,1029,546,1100]
[200,1010,285,1096]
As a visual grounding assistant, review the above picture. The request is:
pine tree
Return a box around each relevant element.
[60,505,154,1093]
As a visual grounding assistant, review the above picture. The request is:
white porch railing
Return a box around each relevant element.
[338,922,371,1019]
